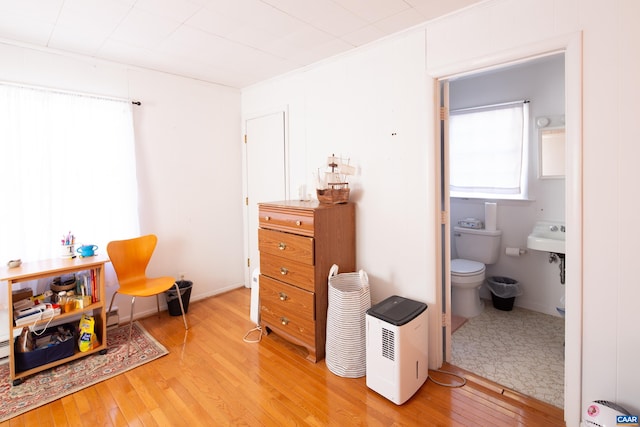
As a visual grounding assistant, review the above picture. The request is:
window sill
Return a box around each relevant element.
[451,195,536,202]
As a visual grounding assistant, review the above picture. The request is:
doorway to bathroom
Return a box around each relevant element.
[436,49,579,410]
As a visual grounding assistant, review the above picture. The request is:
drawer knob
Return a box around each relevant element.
[278,242,287,250]
[279,292,288,301]
[280,267,288,275]
[296,220,302,226]
[280,317,290,325]
[264,216,271,221]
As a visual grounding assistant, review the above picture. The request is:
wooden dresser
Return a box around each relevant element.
[258,200,355,362]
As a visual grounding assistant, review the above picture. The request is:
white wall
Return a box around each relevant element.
[450,55,566,316]
[242,0,640,424]
[0,42,245,321]
[428,0,640,423]
[243,30,438,359]
[585,0,640,416]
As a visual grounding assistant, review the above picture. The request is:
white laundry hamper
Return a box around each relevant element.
[325,264,371,378]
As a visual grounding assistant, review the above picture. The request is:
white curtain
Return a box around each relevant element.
[0,83,140,264]
[449,102,529,199]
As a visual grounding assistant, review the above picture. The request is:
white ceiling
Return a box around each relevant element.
[0,0,482,88]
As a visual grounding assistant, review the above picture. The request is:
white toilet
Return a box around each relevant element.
[451,226,502,318]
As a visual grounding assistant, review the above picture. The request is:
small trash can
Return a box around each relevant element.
[486,276,521,311]
[166,280,193,316]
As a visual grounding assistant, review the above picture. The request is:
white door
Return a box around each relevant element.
[244,111,286,287]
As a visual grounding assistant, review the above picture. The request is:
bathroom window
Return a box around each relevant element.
[449,100,530,199]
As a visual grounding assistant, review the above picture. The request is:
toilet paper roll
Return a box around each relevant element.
[505,247,522,256]
[485,202,497,231]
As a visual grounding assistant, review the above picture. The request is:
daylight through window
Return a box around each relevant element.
[449,100,529,199]
[0,83,140,263]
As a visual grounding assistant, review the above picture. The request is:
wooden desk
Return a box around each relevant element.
[0,256,108,385]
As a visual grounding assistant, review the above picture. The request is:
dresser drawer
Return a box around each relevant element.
[259,205,314,236]
[260,310,315,347]
[258,228,314,265]
[259,275,315,320]
[260,253,315,292]
[259,276,315,345]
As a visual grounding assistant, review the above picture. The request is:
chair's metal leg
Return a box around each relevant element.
[107,291,120,331]
[127,296,136,357]
[108,292,118,318]
[156,294,161,315]
[173,282,189,330]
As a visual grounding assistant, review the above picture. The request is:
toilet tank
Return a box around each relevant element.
[453,226,502,264]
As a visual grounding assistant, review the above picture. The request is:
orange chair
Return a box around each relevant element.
[107,234,188,355]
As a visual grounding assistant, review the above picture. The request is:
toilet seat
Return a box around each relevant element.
[451,258,486,318]
[451,259,485,276]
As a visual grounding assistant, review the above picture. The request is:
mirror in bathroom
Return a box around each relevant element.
[537,115,565,178]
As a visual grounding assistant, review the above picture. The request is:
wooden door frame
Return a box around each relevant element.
[242,106,290,288]
[430,32,583,423]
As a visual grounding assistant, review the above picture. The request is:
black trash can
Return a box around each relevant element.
[486,276,521,311]
[166,280,193,316]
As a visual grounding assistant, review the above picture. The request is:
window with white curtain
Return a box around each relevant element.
[0,83,140,263]
[449,101,530,199]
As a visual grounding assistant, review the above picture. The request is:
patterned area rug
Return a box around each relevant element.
[0,322,168,421]
[451,302,565,407]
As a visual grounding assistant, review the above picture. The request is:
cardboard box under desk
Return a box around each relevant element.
[14,323,76,372]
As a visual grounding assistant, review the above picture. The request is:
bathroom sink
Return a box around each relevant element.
[527,220,565,254]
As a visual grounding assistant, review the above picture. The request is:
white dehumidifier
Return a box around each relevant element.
[366,295,428,405]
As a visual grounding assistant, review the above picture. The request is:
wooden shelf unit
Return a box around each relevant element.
[0,255,108,385]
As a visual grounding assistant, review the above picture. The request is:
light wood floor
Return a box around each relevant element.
[3,287,565,426]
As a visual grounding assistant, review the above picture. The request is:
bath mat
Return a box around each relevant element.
[451,314,468,334]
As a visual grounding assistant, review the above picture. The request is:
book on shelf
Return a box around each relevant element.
[75,270,99,304]
[91,269,97,303]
